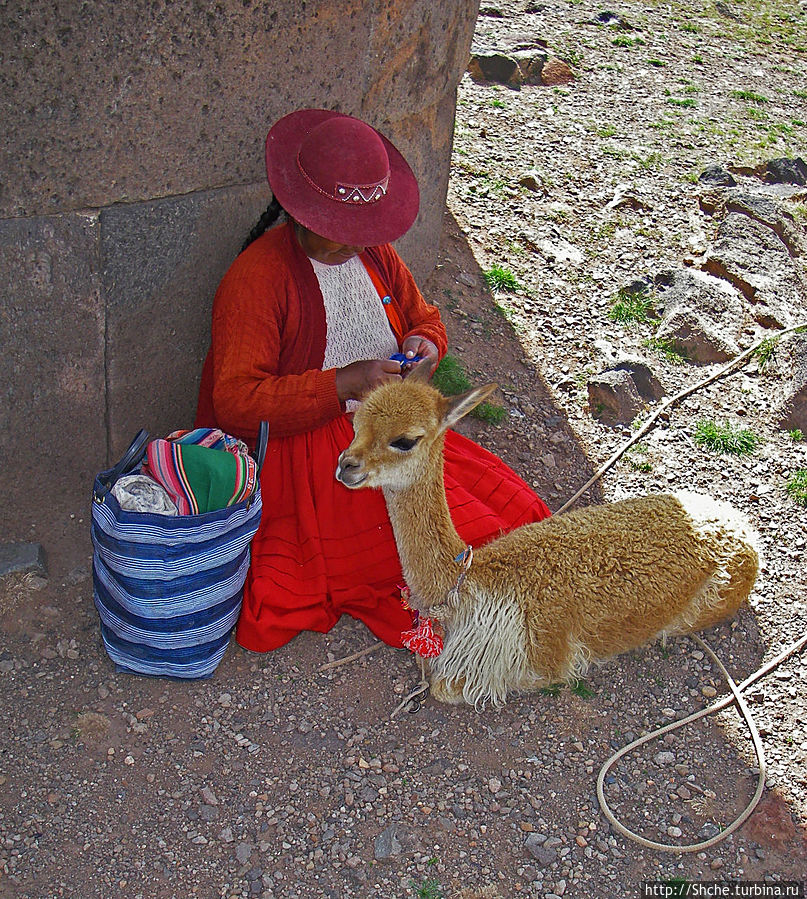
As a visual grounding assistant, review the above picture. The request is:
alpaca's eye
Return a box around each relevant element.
[389,435,421,452]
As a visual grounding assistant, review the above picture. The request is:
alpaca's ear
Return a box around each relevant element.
[405,359,432,383]
[441,383,498,432]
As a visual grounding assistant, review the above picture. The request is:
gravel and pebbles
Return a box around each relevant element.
[2,0,807,896]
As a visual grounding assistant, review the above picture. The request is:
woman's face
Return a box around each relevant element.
[294,223,365,265]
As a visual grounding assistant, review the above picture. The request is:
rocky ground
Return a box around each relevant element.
[2,0,807,897]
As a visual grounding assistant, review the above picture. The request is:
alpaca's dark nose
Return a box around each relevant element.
[335,453,367,487]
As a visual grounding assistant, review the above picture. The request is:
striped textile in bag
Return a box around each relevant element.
[91,424,267,679]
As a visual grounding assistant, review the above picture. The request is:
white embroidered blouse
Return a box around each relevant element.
[310,256,399,370]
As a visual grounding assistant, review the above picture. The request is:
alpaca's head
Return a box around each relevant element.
[336,363,497,492]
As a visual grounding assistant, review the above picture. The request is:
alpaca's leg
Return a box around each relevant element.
[523,609,584,684]
[429,674,466,705]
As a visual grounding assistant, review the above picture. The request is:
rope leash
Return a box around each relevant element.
[556,319,807,516]
[597,630,807,852]
[390,655,430,719]
[317,640,385,672]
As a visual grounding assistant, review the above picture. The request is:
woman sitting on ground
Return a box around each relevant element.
[195,108,551,653]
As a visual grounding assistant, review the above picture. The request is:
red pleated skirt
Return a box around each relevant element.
[236,414,551,652]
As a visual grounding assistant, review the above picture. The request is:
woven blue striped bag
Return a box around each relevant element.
[91,423,267,679]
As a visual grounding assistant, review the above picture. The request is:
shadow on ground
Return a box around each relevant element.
[422,210,603,512]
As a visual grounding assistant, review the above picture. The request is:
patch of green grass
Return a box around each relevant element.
[693,420,762,456]
[410,877,444,899]
[612,35,644,48]
[490,98,507,109]
[681,22,699,33]
[731,89,769,104]
[648,58,665,67]
[484,265,520,293]
[432,355,507,424]
[570,679,596,700]
[609,286,656,324]
[753,335,778,371]
[561,48,584,68]
[746,106,770,122]
[474,401,508,425]
[795,89,807,100]
[492,300,509,319]
[666,97,698,108]
[596,124,617,138]
[538,682,563,696]
[643,337,689,364]
[626,443,653,472]
[432,354,473,395]
[786,470,807,506]
[596,220,618,240]
[468,173,508,197]
[631,150,665,170]
[787,429,804,442]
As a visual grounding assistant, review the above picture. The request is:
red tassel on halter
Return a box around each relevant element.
[398,584,444,658]
[401,616,444,658]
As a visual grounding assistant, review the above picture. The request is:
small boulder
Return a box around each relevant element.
[763,157,807,186]
[513,49,548,84]
[525,832,556,866]
[698,164,737,188]
[0,542,47,578]
[589,10,633,29]
[374,824,402,860]
[655,268,744,363]
[541,58,575,85]
[588,370,643,427]
[468,51,521,86]
[609,359,665,402]
[704,213,804,329]
[774,334,807,433]
[725,188,803,257]
[518,169,544,192]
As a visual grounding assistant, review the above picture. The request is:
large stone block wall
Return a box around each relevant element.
[0,0,480,569]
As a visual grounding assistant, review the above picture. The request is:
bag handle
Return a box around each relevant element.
[254,420,269,477]
[94,428,150,503]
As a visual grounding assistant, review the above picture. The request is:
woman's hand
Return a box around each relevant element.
[401,336,439,376]
[335,359,403,402]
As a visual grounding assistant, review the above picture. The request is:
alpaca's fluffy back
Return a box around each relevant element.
[436,492,758,698]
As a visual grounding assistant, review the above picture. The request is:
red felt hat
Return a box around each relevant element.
[264,108,420,247]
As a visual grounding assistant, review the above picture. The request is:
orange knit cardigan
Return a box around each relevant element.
[195,222,447,442]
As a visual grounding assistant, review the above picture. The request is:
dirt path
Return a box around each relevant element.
[2,0,807,897]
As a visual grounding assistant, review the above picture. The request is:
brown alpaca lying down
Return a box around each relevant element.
[336,366,760,708]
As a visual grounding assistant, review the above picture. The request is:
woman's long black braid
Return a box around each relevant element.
[241,195,288,253]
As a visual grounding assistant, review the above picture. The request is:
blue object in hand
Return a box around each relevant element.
[390,352,423,366]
